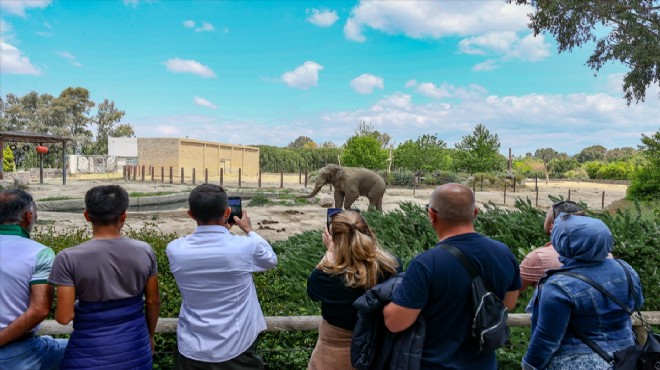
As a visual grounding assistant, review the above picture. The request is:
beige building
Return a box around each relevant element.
[137,138,259,176]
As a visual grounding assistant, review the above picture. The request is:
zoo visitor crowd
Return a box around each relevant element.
[0,181,647,369]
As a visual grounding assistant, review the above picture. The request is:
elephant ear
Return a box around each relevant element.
[333,167,344,183]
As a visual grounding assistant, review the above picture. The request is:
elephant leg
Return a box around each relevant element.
[343,193,359,209]
[334,192,345,209]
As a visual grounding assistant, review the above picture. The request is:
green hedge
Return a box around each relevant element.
[33,200,659,369]
[257,146,342,173]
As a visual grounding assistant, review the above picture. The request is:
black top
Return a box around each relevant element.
[307,262,401,331]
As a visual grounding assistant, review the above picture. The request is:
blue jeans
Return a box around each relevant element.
[0,335,68,370]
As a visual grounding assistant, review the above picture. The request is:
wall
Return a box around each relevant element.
[137,138,181,172]
[108,137,138,157]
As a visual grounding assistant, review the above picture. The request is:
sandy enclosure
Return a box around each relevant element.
[28,177,627,243]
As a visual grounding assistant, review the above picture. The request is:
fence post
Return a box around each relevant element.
[513,178,516,193]
[535,176,538,207]
[258,171,262,188]
[280,171,284,189]
[192,168,196,185]
[602,191,605,210]
[151,166,154,182]
[472,178,476,193]
[205,168,208,184]
[132,166,136,181]
[169,167,173,184]
[141,165,145,182]
[504,181,507,204]
[238,168,242,188]
[220,168,224,186]
[568,189,571,201]
[161,167,164,183]
[480,174,483,191]
[181,168,184,184]
[123,166,127,180]
[304,171,308,188]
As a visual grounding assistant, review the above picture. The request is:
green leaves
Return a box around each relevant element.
[341,135,388,170]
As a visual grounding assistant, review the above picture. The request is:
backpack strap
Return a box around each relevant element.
[440,244,478,280]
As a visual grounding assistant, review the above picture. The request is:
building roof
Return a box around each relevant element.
[0,131,71,144]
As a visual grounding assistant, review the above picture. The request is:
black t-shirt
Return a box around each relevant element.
[307,262,400,331]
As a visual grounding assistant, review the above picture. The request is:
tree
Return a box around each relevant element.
[454,124,506,173]
[90,99,125,155]
[606,147,638,162]
[341,135,388,170]
[355,121,392,148]
[534,147,558,184]
[512,0,660,104]
[628,129,660,199]
[3,146,15,172]
[394,134,450,172]
[54,87,95,153]
[320,141,337,148]
[574,145,608,163]
[287,136,315,149]
[109,123,135,138]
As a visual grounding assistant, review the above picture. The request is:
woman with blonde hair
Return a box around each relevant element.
[307,209,400,370]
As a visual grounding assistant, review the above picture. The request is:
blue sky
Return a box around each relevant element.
[1,0,658,155]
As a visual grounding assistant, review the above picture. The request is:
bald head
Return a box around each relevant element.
[429,183,476,225]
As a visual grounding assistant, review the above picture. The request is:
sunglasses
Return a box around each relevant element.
[552,200,579,219]
[327,208,361,230]
[425,203,438,215]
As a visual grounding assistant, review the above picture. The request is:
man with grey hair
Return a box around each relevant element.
[383,183,520,369]
[0,189,67,369]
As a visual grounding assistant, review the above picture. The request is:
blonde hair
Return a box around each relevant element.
[320,210,399,289]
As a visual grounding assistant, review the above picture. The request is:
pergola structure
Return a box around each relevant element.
[0,131,72,185]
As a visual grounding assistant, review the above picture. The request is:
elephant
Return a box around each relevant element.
[298,164,386,211]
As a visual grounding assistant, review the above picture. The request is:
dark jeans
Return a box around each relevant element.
[173,340,264,370]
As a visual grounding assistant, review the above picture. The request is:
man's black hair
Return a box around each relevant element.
[552,201,584,219]
[0,189,33,225]
[85,185,129,225]
[188,184,228,223]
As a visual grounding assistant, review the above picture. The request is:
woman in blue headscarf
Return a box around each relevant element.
[522,214,644,370]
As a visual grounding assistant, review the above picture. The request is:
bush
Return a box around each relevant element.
[627,165,660,200]
[422,171,465,186]
[583,161,603,179]
[467,173,525,190]
[563,168,588,180]
[249,194,273,206]
[388,171,416,186]
[3,146,15,172]
[595,161,633,180]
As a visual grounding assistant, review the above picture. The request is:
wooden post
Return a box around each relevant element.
[141,165,145,182]
[151,166,154,182]
[132,166,136,181]
[169,167,173,184]
[123,165,127,180]
[304,171,308,187]
[180,168,184,184]
[238,168,242,188]
[602,191,605,210]
[480,175,483,191]
[280,171,283,189]
[472,178,476,193]
[161,167,164,183]
[192,168,196,185]
[258,171,262,188]
[504,181,507,204]
[39,153,44,184]
[535,176,539,207]
[220,168,224,186]
[205,168,208,184]
[568,189,571,201]
[513,178,516,193]
[62,141,67,185]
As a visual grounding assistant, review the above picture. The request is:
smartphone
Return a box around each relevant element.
[327,208,343,230]
[227,196,242,224]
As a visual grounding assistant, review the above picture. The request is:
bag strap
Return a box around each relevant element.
[568,323,615,364]
[440,244,478,280]
[555,270,634,315]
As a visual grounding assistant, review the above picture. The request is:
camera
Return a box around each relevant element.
[228,196,242,224]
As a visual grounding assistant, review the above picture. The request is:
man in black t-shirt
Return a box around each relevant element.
[383,183,521,369]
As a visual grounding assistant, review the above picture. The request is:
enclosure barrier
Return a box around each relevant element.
[38,312,660,338]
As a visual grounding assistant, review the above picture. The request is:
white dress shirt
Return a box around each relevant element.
[166,225,278,362]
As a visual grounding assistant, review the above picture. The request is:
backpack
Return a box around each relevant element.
[440,244,510,354]
[552,260,660,370]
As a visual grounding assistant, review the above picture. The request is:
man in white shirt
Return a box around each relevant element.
[167,184,278,370]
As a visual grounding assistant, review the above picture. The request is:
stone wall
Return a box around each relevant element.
[137,138,180,172]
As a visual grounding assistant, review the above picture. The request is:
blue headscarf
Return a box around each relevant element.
[551,213,613,265]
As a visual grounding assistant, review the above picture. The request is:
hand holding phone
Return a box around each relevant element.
[227,197,242,225]
[326,208,342,230]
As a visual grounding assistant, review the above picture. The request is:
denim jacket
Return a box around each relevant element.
[521,259,644,370]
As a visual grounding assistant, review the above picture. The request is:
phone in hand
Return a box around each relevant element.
[326,208,343,230]
[227,196,242,224]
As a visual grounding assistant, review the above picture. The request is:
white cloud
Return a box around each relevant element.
[281,61,323,90]
[183,20,195,28]
[509,33,551,61]
[0,0,51,17]
[195,22,215,32]
[0,40,40,75]
[306,8,339,27]
[350,74,384,94]
[193,96,218,110]
[163,58,216,78]
[404,79,418,88]
[344,1,530,42]
[1,20,13,36]
[57,51,82,67]
[156,125,182,135]
[472,59,499,72]
[415,82,452,99]
[459,31,551,63]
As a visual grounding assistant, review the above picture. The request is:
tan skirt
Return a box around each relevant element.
[307,320,355,370]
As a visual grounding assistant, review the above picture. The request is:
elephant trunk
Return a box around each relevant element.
[298,184,323,198]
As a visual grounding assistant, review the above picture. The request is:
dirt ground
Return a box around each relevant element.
[24,176,628,243]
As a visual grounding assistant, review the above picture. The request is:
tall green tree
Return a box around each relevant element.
[355,121,392,148]
[109,123,135,138]
[287,136,315,149]
[3,147,15,172]
[453,124,506,173]
[89,99,126,155]
[394,134,450,172]
[512,0,660,104]
[54,87,95,153]
[628,129,660,199]
[341,135,388,170]
[574,145,607,163]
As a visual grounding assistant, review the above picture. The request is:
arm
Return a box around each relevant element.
[144,275,161,353]
[54,285,76,325]
[0,284,53,346]
[504,290,519,311]
[234,211,278,271]
[383,302,421,333]
[522,282,571,370]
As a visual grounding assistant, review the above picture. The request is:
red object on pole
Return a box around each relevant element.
[36,146,49,154]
